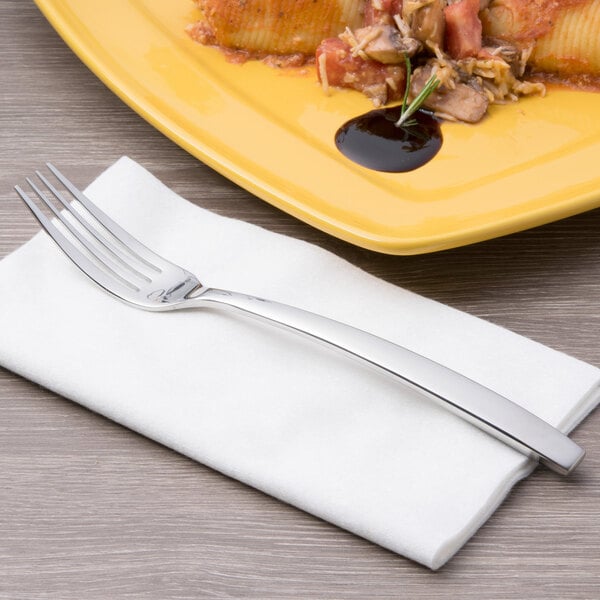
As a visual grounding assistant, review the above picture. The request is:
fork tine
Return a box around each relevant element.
[46,162,164,273]
[25,177,144,291]
[15,184,139,296]
[34,171,152,284]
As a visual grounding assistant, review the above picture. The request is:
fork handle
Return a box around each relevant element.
[190,287,584,475]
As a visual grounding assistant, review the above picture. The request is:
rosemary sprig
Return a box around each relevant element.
[401,53,412,116]
[396,54,440,128]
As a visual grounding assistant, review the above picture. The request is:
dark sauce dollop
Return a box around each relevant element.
[335,107,442,173]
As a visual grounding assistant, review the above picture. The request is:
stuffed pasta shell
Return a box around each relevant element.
[188,0,364,56]
[481,0,600,84]
[188,0,600,122]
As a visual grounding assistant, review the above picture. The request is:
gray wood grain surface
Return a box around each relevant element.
[1,2,598,598]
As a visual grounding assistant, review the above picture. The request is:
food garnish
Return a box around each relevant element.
[396,54,440,127]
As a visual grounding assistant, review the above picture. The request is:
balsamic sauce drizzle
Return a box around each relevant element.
[335,107,442,173]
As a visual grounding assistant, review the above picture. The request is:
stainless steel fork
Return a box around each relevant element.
[15,164,585,475]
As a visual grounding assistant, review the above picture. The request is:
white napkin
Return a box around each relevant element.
[1,157,598,569]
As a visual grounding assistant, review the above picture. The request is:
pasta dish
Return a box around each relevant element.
[187,0,600,123]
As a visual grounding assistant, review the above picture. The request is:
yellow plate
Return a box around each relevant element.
[35,0,600,254]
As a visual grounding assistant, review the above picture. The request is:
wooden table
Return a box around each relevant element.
[1,2,599,598]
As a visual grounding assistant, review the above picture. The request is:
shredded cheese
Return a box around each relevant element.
[318,51,330,95]
[392,14,412,38]
[351,27,382,58]
[402,0,435,22]
[385,76,398,91]
[339,27,370,60]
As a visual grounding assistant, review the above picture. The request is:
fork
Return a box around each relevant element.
[15,164,585,475]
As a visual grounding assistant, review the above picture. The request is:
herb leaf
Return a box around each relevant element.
[401,53,412,115]
[396,56,440,128]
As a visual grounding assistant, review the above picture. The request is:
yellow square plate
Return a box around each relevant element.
[36,0,600,254]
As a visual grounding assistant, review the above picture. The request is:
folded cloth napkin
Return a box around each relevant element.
[1,157,598,569]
